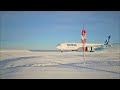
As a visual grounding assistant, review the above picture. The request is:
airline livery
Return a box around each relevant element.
[56,35,112,52]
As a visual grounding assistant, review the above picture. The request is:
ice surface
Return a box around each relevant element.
[0,44,120,79]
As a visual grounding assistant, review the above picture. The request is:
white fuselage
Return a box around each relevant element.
[56,42,104,51]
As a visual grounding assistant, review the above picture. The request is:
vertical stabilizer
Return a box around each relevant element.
[104,35,111,44]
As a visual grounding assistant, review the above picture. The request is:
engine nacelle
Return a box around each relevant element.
[82,47,88,52]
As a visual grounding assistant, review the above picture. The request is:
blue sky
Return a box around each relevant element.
[0,11,120,49]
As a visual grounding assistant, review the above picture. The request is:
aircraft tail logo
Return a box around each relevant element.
[104,35,111,44]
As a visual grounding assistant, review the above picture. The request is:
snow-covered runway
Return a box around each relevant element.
[0,44,120,79]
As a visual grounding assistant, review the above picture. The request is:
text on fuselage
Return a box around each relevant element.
[67,44,77,46]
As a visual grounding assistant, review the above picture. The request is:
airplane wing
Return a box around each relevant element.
[85,43,112,52]
[92,44,112,51]
[87,35,112,51]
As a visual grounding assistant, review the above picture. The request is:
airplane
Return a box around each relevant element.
[56,35,112,52]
